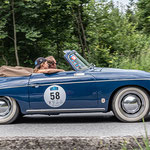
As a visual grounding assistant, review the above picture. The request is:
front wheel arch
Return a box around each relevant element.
[108,85,150,112]
[111,86,150,122]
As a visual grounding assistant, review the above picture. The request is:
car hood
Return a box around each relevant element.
[87,67,150,80]
[101,67,146,73]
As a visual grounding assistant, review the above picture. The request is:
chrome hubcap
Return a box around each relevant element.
[121,94,142,114]
[0,97,12,118]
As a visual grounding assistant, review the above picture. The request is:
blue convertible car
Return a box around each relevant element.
[0,50,150,124]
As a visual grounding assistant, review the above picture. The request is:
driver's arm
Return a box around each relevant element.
[35,69,65,74]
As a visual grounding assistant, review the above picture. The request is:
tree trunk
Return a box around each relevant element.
[78,6,89,55]
[2,55,8,65]
[56,9,60,61]
[11,0,20,66]
[75,13,84,54]
[71,7,85,56]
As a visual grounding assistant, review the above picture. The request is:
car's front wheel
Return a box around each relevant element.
[0,96,19,124]
[112,87,150,122]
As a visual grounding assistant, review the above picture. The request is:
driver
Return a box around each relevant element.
[45,56,57,69]
[33,57,64,73]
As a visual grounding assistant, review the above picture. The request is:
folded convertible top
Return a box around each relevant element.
[0,66,33,77]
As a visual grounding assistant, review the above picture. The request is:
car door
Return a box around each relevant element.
[29,71,98,109]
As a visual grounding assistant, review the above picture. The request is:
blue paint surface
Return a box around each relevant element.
[0,50,150,115]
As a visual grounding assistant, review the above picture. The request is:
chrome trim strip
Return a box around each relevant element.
[26,108,105,114]
[29,78,150,87]
[0,85,28,90]
[74,73,85,76]
[0,78,150,90]
[31,76,79,82]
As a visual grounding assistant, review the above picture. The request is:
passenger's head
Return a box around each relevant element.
[45,56,57,69]
[34,57,49,69]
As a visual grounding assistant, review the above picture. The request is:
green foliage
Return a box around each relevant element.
[137,0,150,34]
[111,34,150,71]
[84,1,150,69]
[0,0,150,71]
[0,19,7,39]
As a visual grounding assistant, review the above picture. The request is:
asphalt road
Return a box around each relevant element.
[0,112,150,137]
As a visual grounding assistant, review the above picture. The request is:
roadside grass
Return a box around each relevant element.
[122,119,150,150]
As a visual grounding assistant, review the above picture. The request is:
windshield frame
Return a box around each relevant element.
[66,50,91,71]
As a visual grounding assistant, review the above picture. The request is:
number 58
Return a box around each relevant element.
[50,92,60,100]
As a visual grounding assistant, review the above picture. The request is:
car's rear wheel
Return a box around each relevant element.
[112,87,150,122]
[0,96,19,124]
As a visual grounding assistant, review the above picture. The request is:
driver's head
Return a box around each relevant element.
[45,56,57,69]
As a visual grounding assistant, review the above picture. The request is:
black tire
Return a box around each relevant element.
[112,87,150,122]
[0,96,19,124]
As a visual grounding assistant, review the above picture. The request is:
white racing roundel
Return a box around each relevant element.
[44,85,66,107]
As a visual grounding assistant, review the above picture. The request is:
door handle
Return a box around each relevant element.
[31,84,40,88]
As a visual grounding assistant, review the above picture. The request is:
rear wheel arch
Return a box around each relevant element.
[0,96,20,124]
[0,95,21,113]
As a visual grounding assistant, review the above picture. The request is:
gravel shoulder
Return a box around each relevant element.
[0,136,150,150]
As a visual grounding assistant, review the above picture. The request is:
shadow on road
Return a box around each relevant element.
[16,112,150,124]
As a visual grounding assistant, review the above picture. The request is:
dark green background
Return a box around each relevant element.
[0,0,150,71]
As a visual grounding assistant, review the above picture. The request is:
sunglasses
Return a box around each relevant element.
[47,61,58,65]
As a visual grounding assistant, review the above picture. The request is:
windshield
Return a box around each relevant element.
[68,52,91,70]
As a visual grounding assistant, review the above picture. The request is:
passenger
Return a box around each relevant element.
[33,57,64,73]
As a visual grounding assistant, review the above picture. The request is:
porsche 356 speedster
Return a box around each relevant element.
[0,50,150,124]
